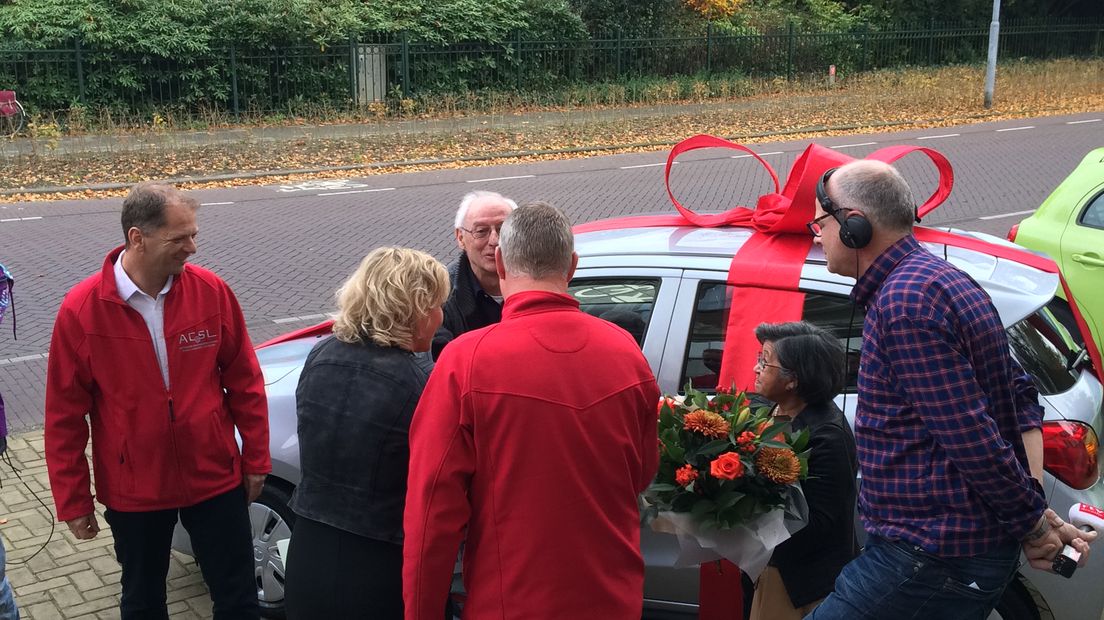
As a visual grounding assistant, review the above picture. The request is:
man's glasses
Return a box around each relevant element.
[459,224,502,240]
[806,212,833,238]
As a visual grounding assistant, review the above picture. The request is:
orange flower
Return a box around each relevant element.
[658,397,679,415]
[710,452,745,480]
[736,431,756,453]
[756,447,802,485]
[756,419,785,443]
[684,410,731,438]
[675,464,699,487]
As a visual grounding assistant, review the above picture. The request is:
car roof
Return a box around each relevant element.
[1035,147,1104,220]
[575,225,1059,327]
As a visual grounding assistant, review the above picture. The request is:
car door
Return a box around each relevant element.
[1059,187,1104,352]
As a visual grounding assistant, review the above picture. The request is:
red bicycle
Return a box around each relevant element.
[0,90,26,138]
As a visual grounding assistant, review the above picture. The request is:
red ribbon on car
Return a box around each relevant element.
[574,134,1102,388]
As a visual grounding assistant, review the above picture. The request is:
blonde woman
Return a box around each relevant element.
[284,247,448,620]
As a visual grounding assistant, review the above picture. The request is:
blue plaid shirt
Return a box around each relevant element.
[851,235,1046,557]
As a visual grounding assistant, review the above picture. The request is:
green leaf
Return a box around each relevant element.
[790,428,811,452]
[715,490,745,510]
[690,499,716,518]
[648,483,677,492]
[758,419,791,440]
[692,439,731,458]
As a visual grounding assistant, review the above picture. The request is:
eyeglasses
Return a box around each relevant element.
[458,224,502,240]
[755,353,788,372]
[806,212,833,238]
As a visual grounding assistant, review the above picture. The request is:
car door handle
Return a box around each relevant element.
[1072,253,1104,267]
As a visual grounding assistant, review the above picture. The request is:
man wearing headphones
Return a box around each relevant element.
[805,159,1094,619]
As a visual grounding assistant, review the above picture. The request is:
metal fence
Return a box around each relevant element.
[1,19,1101,120]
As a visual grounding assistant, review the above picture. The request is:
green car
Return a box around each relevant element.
[1010,148,1104,355]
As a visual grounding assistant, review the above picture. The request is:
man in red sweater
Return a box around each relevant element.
[45,183,269,619]
[403,202,659,619]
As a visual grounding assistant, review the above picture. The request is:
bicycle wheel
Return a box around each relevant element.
[1,107,25,139]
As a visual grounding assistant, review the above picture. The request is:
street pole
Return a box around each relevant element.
[983,0,1001,109]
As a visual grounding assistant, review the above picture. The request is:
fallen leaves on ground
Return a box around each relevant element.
[2,60,1102,203]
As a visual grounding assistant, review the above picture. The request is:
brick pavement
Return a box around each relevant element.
[0,431,212,619]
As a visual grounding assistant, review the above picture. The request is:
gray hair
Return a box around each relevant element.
[498,201,574,279]
[454,190,518,229]
[121,183,199,244]
[754,321,845,405]
[832,160,915,233]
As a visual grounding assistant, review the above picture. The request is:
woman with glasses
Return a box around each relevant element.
[749,321,858,620]
[284,247,449,620]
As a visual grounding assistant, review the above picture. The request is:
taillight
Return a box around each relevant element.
[1043,420,1099,490]
[1007,224,1019,242]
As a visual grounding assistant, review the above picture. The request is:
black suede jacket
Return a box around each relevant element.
[289,335,432,543]
[769,399,859,607]
[431,252,502,360]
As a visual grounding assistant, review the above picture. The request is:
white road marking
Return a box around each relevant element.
[1067,119,1101,125]
[731,151,783,159]
[465,175,535,183]
[0,353,47,365]
[996,126,1035,132]
[917,134,960,140]
[979,209,1035,220]
[620,162,667,169]
[317,188,396,196]
[272,313,332,325]
[831,142,877,149]
[200,201,234,206]
[0,217,42,222]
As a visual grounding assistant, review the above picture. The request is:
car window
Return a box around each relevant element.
[1007,305,1080,395]
[679,283,862,392]
[1079,191,1104,230]
[567,279,659,347]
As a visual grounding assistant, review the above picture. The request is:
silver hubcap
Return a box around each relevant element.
[249,502,292,606]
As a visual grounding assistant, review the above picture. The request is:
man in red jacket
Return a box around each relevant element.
[45,183,270,619]
[403,202,660,620]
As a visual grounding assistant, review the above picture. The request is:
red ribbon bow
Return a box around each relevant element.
[574,135,1101,388]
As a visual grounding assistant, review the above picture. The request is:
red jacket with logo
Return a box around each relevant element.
[45,247,270,522]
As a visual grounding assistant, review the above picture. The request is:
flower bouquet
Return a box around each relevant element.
[643,385,811,579]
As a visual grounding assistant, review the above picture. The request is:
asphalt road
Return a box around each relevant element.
[1,111,1101,433]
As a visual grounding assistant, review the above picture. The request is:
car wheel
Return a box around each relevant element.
[250,482,296,619]
[987,578,1040,620]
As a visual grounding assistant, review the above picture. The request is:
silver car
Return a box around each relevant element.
[178,223,1104,620]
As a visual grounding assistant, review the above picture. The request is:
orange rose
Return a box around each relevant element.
[710,452,745,480]
[675,464,699,487]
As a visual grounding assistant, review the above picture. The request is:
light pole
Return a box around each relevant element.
[984,0,1001,108]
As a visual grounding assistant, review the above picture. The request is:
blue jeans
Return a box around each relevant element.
[806,536,1021,620]
[0,536,18,620]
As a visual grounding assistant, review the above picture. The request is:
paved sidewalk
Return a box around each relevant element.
[0,430,211,619]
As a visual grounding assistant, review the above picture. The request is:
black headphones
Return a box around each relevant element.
[816,167,873,249]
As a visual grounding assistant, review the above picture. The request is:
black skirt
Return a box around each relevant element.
[284,515,403,620]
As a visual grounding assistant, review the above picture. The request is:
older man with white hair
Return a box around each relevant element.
[432,190,517,359]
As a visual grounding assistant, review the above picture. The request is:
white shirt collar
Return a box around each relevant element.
[114,249,172,300]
